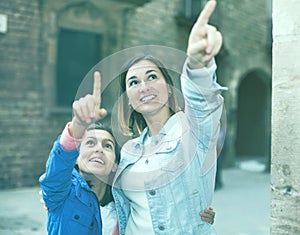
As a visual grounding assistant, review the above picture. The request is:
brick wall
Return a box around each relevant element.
[0,0,67,189]
[123,0,182,48]
[219,0,270,70]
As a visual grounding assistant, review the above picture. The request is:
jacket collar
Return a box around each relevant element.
[134,111,184,147]
[72,169,92,191]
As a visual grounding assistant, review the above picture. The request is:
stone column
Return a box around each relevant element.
[271,0,300,234]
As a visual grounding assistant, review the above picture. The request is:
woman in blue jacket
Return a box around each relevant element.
[39,72,120,235]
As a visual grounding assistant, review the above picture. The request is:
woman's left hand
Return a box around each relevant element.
[199,207,216,224]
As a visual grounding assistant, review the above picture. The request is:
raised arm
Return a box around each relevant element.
[39,71,106,209]
[70,71,107,139]
[181,0,226,176]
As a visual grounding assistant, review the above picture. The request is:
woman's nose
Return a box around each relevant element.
[139,81,149,93]
[95,144,103,153]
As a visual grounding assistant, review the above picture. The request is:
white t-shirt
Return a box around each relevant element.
[120,134,171,235]
[101,201,117,235]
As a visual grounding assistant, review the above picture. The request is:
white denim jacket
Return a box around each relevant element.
[112,59,226,235]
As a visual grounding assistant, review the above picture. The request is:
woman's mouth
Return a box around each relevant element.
[140,95,156,103]
[89,156,105,165]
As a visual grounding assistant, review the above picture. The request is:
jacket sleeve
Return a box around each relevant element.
[39,136,79,210]
[180,59,227,175]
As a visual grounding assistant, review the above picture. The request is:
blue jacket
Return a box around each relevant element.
[112,60,226,234]
[39,137,102,235]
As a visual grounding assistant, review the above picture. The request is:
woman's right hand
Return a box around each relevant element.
[187,0,222,69]
[70,71,107,139]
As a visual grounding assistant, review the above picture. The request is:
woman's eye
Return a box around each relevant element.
[86,140,96,146]
[128,80,139,87]
[104,143,113,150]
[148,74,157,81]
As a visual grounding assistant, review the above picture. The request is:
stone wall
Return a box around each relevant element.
[271,0,300,234]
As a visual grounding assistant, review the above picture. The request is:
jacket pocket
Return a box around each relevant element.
[158,139,185,174]
[69,208,95,229]
[156,138,180,154]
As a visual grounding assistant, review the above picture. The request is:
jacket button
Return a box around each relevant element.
[74,214,80,220]
[135,143,141,149]
[90,221,94,227]
[158,224,165,231]
[149,190,156,196]
[57,150,61,154]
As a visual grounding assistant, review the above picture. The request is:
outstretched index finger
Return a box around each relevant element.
[93,71,101,105]
[195,0,217,27]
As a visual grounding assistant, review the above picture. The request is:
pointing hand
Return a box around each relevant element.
[70,71,107,138]
[187,0,223,69]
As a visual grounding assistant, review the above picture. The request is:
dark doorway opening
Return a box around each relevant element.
[236,73,270,159]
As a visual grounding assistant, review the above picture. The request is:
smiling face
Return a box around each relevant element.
[118,55,181,136]
[125,60,170,119]
[77,129,117,178]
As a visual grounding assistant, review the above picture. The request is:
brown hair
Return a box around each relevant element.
[118,54,181,136]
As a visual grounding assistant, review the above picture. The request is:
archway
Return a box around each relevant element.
[236,71,271,161]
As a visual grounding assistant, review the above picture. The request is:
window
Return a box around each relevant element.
[56,28,102,108]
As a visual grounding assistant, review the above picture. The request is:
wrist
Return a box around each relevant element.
[187,57,205,70]
[187,57,214,70]
[70,117,88,139]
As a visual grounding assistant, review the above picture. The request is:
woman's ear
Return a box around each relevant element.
[111,163,118,173]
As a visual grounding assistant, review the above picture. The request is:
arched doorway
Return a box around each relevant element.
[236,71,271,162]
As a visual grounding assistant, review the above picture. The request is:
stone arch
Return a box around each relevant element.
[236,69,271,162]
[57,2,109,34]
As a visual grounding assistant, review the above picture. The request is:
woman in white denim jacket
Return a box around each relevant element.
[112,1,226,234]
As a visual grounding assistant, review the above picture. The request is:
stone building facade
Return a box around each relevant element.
[0,0,272,189]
